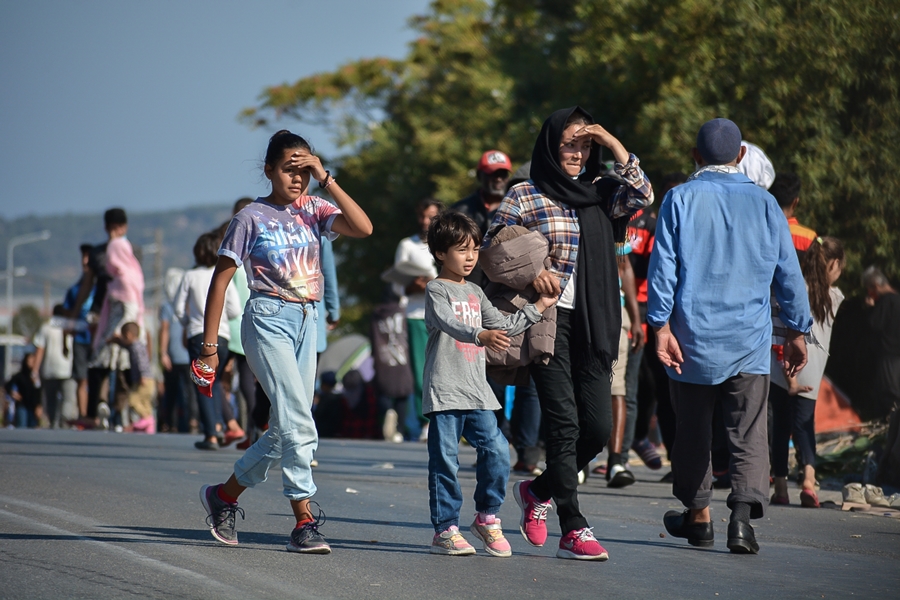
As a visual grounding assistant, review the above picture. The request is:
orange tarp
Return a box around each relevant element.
[815,376,863,433]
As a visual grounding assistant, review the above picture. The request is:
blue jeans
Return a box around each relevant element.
[769,382,817,477]
[427,409,510,532]
[233,294,318,501]
[15,404,38,428]
[187,335,230,439]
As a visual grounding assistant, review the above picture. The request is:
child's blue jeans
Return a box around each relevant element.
[427,409,510,532]
[233,293,318,501]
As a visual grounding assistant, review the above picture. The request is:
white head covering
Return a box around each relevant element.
[737,141,775,189]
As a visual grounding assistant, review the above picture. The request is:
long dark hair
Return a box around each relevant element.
[264,130,311,167]
[801,236,843,324]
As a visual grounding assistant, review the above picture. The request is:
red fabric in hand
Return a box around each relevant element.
[191,359,215,397]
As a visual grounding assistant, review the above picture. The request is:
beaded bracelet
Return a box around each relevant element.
[202,342,218,347]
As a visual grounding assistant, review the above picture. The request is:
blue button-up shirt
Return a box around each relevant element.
[647,170,812,385]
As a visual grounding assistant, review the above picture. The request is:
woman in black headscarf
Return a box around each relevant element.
[487,106,652,560]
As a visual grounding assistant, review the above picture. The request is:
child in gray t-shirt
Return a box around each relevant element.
[423,211,555,557]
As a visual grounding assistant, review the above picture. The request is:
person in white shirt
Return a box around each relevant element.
[174,231,242,450]
[392,198,442,440]
[32,304,76,428]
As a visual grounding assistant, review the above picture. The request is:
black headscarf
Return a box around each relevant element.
[530,106,627,372]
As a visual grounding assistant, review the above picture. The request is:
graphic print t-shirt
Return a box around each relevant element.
[219,197,341,303]
[421,279,541,414]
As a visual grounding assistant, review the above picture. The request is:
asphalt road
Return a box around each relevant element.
[1,429,897,599]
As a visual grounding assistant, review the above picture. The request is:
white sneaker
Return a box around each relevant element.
[842,483,867,504]
[864,484,890,507]
[382,408,398,442]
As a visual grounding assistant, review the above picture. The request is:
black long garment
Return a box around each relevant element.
[529,106,629,372]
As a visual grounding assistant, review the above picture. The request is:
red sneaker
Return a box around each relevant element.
[513,480,551,547]
[221,429,246,447]
[557,527,609,561]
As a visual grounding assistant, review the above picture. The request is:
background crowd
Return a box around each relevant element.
[4,129,899,499]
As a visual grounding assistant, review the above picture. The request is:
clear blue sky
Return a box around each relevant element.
[0,0,431,219]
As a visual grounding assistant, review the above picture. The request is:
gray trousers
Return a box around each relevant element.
[670,373,769,519]
[42,378,77,428]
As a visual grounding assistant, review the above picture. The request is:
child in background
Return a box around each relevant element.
[423,212,556,557]
[4,352,42,428]
[312,371,342,438]
[116,321,156,433]
[197,130,372,554]
[340,369,380,439]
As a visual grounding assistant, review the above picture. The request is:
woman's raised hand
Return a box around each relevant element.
[575,124,616,147]
[289,151,328,183]
[574,124,629,164]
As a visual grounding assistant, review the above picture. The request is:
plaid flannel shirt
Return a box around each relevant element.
[484,153,653,294]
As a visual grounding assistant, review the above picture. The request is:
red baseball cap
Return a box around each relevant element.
[477,150,512,174]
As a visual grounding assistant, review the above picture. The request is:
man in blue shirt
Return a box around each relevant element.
[63,244,95,423]
[647,118,812,554]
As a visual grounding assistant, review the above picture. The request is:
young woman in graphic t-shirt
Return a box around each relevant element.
[196,130,372,554]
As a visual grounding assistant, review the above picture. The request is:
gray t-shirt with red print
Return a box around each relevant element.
[422,279,541,415]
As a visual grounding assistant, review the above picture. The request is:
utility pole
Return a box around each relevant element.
[154,228,163,312]
[4,230,51,379]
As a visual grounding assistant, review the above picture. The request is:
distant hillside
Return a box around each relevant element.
[0,204,233,306]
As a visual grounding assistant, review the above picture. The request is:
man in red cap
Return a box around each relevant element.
[450,150,513,288]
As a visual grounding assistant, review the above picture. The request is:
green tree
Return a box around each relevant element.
[245,0,900,328]
[12,304,42,339]
[242,0,527,317]
[492,0,900,283]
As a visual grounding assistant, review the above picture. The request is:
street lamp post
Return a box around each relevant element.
[4,230,51,380]
[0,267,28,281]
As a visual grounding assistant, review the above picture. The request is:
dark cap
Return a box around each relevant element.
[696,118,742,165]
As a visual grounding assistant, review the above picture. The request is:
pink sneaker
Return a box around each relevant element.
[132,416,156,434]
[470,514,512,558]
[557,527,609,561]
[513,480,551,547]
[430,526,476,556]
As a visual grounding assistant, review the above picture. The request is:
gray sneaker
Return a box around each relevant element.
[200,484,244,545]
[286,506,331,554]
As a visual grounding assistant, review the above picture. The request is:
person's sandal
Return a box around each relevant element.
[799,489,819,508]
[770,493,790,506]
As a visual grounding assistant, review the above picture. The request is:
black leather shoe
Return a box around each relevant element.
[663,510,714,548]
[727,520,759,554]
